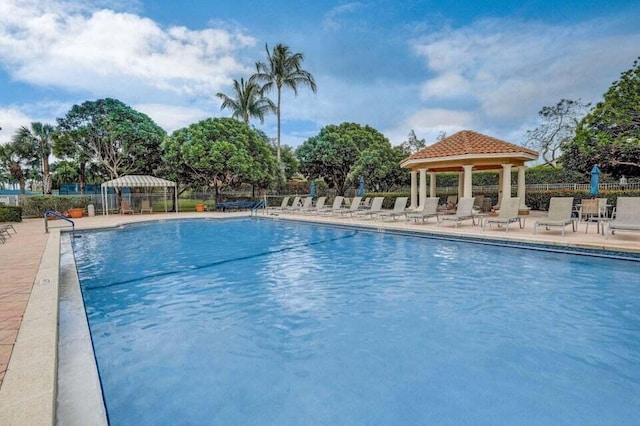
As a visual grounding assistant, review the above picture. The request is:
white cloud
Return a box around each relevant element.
[383,108,474,146]
[134,103,214,133]
[0,0,255,99]
[411,17,640,131]
[0,108,36,144]
[322,2,365,31]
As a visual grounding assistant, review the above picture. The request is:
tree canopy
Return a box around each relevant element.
[56,98,166,183]
[562,58,640,176]
[296,122,398,195]
[216,77,275,124]
[12,122,56,194]
[162,118,277,199]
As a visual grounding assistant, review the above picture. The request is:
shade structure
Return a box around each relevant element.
[100,175,178,215]
[357,177,365,197]
[310,181,316,198]
[590,165,600,196]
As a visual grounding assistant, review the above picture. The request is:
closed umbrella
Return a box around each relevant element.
[590,165,600,196]
[310,181,316,198]
[357,177,365,197]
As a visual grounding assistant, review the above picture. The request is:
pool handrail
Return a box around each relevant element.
[44,210,75,234]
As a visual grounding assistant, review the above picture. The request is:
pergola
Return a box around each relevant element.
[400,130,539,211]
[101,175,178,216]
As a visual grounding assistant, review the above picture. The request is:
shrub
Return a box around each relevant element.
[0,204,22,222]
[21,196,92,218]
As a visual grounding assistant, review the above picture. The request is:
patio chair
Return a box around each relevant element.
[0,223,17,235]
[319,196,344,215]
[336,197,362,216]
[533,197,576,236]
[140,199,153,214]
[482,197,523,232]
[269,196,290,214]
[473,195,485,213]
[377,197,408,221]
[304,196,327,214]
[283,196,302,212]
[290,197,313,213]
[406,197,440,223]
[353,196,384,219]
[578,199,602,234]
[606,197,640,239]
[361,197,372,208]
[120,200,134,215]
[437,197,476,228]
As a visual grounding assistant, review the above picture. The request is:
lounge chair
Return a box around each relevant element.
[319,196,344,215]
[0,223,16,243]
[120,200,134,215]
[437,197,476,227]
[140,199,153,214]
[406,197,440,223]
[336,197,362,216]
[606,197,640,239]
[290,197,313,213]
[473,195,485,213]
[482,197,523,232]
[353,196,384,219]
[439,195,458,211]
[304,196,326,214]
[269,196,290,214]
[361,197,372,209]
[533,197,576,236]
[283,196,302,212]
[377,197,408,221]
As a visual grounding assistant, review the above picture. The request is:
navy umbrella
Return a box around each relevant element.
[590,165,600,196]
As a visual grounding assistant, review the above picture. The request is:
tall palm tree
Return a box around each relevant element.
[13,122,55,194]
[216,78,276,125]
[0,139,34,194]
[253,43,317,166]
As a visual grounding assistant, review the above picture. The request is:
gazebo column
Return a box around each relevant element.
[462,165,474,198]
[429,172,436,198]
[410,170,418,209]
[419,168,427,208]
[501,164,513,203]
[517,166,528,210]
[457,172,464,199]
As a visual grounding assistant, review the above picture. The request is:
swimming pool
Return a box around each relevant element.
[72,218,640,425]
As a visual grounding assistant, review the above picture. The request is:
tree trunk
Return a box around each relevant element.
[78,161,86,194]
[43,157,52,194]
[19,177,26,194]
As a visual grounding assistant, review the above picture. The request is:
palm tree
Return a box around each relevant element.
[216,78,276,124]
[0,140,34,194]
[253,43,317,166]
[13,122,55,194]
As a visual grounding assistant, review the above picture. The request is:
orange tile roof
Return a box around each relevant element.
[408,130,538,160]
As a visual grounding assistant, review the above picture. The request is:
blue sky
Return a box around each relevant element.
[1,0,639,149]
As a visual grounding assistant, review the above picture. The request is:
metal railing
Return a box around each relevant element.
[44,210,74,234]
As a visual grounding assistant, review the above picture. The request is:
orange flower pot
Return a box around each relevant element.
[195,204,206,212]
[68,208,84,218]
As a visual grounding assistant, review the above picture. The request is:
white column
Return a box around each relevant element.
[496,169,504,208]
[410,170,418,209]
[502,164,513,202]
[517,166,527,209]
[462,165,474,198]
[419,168,427,208]
[429,172,436,198]
[457,172,464,199]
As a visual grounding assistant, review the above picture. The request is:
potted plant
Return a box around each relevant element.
[195,203,206,212]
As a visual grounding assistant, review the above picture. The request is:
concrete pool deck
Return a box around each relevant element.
[0,209,639,424]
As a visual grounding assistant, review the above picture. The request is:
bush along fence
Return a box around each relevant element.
[0,204,22,222]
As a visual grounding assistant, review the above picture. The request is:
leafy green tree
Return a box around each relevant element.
[296,122,390,195]
[279,144,299,180]
[525,99,590,168]
[351,145,409,192]
[216,77,276,124]
[562,58,640,176]
[0,139,35,194]
[12,122,56,194]
[162,118,277,201]
[253,43,317,167]
[56,98,166,183]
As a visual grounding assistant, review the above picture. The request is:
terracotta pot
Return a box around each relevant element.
[195,204,205,212]
[68,208,84,218]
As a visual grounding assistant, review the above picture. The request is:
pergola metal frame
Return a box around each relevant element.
[100,175,178,216]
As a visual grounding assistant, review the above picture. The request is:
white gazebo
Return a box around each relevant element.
[401,130,539,212]
[101,175,178,215]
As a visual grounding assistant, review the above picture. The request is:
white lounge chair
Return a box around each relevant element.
[304,197,326,214]
[606,197,640,239]
[353,197,384,219]
[437,197,476,227]
[270,196,290,213]
[377,197,408,221]
[283,196,302,212]
[336,197,362,216]
[290,197,313,213]
[533,197,576,236]
[319,196,344,215]
[406,198,439,223]
[482,197,523,232]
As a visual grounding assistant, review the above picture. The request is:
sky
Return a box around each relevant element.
[1,0,639,151]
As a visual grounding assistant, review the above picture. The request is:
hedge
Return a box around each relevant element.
[0,204,22,222]
[21,196,92,218]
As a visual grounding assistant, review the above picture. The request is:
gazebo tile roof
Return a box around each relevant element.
[408,130,538,160]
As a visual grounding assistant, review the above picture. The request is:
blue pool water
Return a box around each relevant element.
[73,219,640,425]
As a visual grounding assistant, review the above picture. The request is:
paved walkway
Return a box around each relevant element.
[1,210,639,390]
